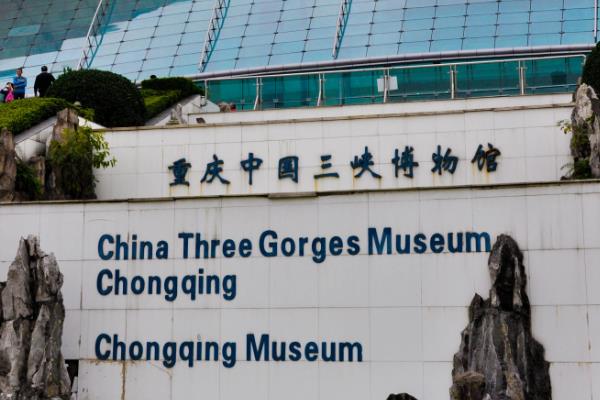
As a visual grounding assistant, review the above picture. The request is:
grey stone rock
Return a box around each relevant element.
[45,108,79,201]
[451,235,551,400]
[50,109,78,146]
[386,394,418,400]
[27,157,45,191]
[0,128,16,202]
[571,84,600,177]
[167,103,184,125]
[450,372,488,400]
[0,236,70,400]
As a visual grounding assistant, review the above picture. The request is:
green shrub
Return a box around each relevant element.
[140,77,203,120]
[573,159,592,179]
[15,159,43,200]
[46,69,146,128]
[141,77,202,97]
[142,89,182,119]
[48,126,116,199]
[582,42,600,95]
[0,98,70,134]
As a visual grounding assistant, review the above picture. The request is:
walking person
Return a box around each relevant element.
[34,66,55,97]
[12,68,27,99]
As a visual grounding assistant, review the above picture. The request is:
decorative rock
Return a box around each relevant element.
[387,394,418,400]
[167,103,184,125]
[0,236,71,400]
[450,372,489,400]
[46,109,79,200]
[0,128,16,202]
[28,156,46,190]
[571,83,600,177]
[50,109,79,145]
[450,235,551,400]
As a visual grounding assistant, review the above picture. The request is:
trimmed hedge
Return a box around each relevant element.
[582,42,600,95]
[141,77,202,97]
[141,77,203,120]
[0,97,70,134]
[46,69,146,128]
[142,89,182,119]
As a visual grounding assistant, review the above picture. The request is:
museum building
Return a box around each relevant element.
[1,1,600,399]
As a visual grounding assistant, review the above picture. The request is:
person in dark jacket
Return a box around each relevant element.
[12,68,27,99]
[34,66,55,97]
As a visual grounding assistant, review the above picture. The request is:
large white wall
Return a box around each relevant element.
[0,182,598,400]
[96,94,574,200]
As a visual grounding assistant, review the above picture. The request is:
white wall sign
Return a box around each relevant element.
[95,96,572,200]
[0,182,598,400]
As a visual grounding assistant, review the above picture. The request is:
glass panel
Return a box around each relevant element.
[562,32,594,44]
[402,30,432,42]
[529,21,562,34]
[367,44,399,57]
[524,57,584,94]
[563,19,595,33]
[435,16,466,28]
[495,35,528,47]
[530,33,562,46]
[530,10,563,22]
[207,78,257,110]
[388,66,451,101]
[432,27,464,40]
[302,49,332,62]
[496,24,529,36]
[464,25,496,37]
[430,38,462,52]
[269,52,303,65]
[398,41,430,53]
[235,55,270,69]
[323,70,385,106]
[261,74,320,109]
[370,33,399,46]
[455,61,520,98]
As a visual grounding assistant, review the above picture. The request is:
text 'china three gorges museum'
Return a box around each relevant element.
[1,0,600,400]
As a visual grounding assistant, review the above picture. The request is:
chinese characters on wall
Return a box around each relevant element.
[168,144,501,187]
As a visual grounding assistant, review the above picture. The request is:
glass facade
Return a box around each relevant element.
[338,0,597,59]
[205,55,585,109]
[0,0,597,92]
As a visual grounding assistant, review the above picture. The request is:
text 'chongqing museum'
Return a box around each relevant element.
[1,1,600,400]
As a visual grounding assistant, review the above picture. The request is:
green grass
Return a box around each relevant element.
[0,97,71,134]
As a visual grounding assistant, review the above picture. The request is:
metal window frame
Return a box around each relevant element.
[332,0,352,59]
[193,44,594,80]
[76,0,111,70]
[199,0,231,73]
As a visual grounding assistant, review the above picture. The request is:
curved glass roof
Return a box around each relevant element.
[0,0,597,91]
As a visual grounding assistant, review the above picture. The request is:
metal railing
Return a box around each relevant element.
[199,0,231,73]
[203,54,586,111]
[77,0,110,70]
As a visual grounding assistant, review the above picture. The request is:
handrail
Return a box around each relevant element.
[77,0,109,70]
[203,54,587,82]
[199,0,231,72]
